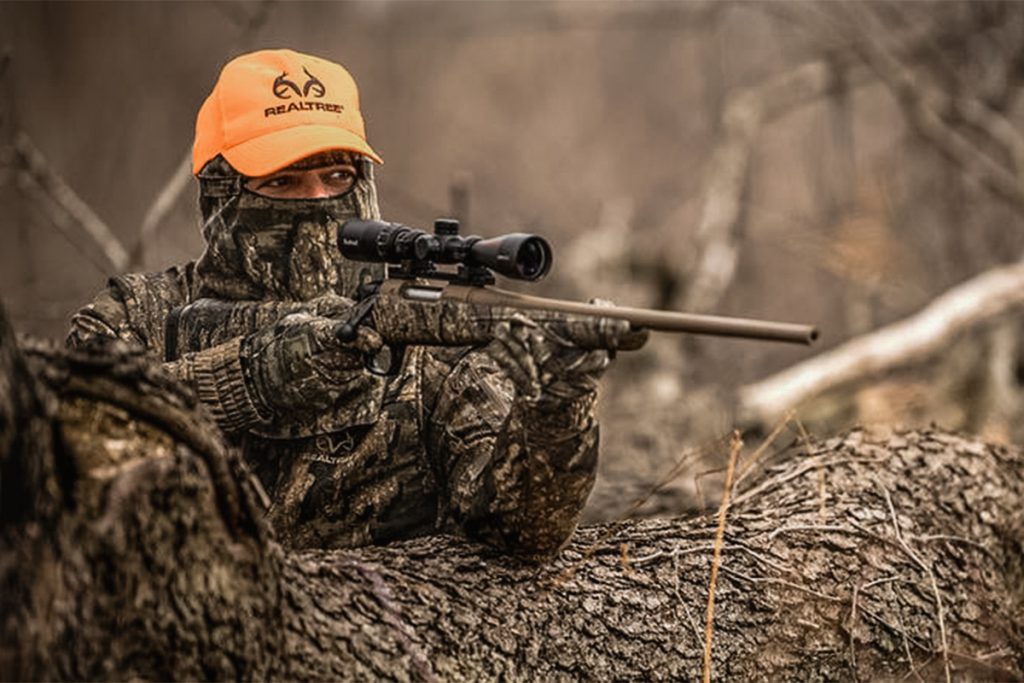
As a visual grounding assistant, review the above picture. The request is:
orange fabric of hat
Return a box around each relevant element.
[192,48,383,176]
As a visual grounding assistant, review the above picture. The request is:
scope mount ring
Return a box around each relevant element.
[457,264,496,286]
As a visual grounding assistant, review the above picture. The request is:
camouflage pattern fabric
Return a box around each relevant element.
[66,265,199,353]
[194,154,384,301]
[66,154,604,557]
[67,277,601,556]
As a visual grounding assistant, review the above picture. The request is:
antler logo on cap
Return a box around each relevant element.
[273,67,327,100]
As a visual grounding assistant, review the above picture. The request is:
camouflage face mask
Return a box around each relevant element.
[195,155,385,301]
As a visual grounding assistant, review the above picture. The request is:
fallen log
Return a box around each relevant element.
[1,307,1021,681]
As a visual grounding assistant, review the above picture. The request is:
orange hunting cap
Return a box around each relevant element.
[192,48,383,176]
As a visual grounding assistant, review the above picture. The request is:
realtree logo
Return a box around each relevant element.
[264,66,344,117]
[273,67,325,99]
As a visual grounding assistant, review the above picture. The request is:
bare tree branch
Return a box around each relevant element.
[838,1,1024,215]
[129,0,275,268]
[0,48,14,188]
[683,2,1019,327]
[737,261,1024,426]
[682,58,845,314]
[128,150,192,268]
[13,132,128,272]
[681,10,979,314]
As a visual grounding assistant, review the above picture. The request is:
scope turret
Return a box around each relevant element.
[338,218,552,282]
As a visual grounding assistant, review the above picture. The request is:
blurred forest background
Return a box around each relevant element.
[3,0,1024,520]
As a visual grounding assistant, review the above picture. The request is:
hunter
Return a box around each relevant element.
[67,48,643,556]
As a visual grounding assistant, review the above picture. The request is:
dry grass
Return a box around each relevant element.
[702,430,743,683]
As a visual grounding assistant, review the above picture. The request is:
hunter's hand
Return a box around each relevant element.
[486,302,648,406]
[242,312,383,416]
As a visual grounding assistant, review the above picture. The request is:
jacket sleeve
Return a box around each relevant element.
[67,285,265,433]
[424,348,599,558]
[66,286,148,349]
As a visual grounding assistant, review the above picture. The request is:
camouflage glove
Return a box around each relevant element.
[167,293,367,360]
[303,292,364,319]
[486,302,648,407]
[241,312,383,418]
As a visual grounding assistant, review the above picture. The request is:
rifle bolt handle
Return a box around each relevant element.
[335,322,357,343]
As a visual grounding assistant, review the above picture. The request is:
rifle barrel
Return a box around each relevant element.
[442,284,818,345]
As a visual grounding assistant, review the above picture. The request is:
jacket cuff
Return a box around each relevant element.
[191,337,267,432]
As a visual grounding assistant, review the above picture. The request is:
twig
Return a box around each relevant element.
[702,430,742,683]
[914,534,992,554]
[129,149,192,268]
[0,48,13,161]
[734,410,795,486]
[890,582,924,682]
[792,416,827,522]
[861,575,901,591]
[682,58,847,314]
[725,539,795,575]
[631,549,666,565]
[673,548,704,648]
[127,0,275,269]
[878,481,951,683]
[719,566,844,604]
[636,538,797,581]
[549,434,729,586]
[766,524,850,541]
[16,169,117,274]
[853,0,1024,172]
[849,581,862,682]
[855,599,930,654]
[14,132,128,271]
[904,655,940,682]
[839,1,1024,215]
[682,2,1007,316]
[732,457,825,508]
[675,433,734,512]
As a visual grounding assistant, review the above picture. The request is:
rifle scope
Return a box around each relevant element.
[338,218,552,281]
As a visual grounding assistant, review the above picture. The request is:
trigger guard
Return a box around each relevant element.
[365,344,405,377]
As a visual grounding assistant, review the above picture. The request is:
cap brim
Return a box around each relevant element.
[222,124,384,176]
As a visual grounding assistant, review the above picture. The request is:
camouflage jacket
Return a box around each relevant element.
[67,264,600,556]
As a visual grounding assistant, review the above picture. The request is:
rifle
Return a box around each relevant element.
[330,218,817,373]
[166,218,817,371]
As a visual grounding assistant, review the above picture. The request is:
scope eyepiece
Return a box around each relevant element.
[338,219,552,282]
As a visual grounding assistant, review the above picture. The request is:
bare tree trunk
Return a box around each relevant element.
[1,311,1022,680]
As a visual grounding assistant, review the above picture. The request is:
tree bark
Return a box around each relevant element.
[1,308,1022,681]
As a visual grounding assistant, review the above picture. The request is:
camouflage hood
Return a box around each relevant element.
[194,155,385,301]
